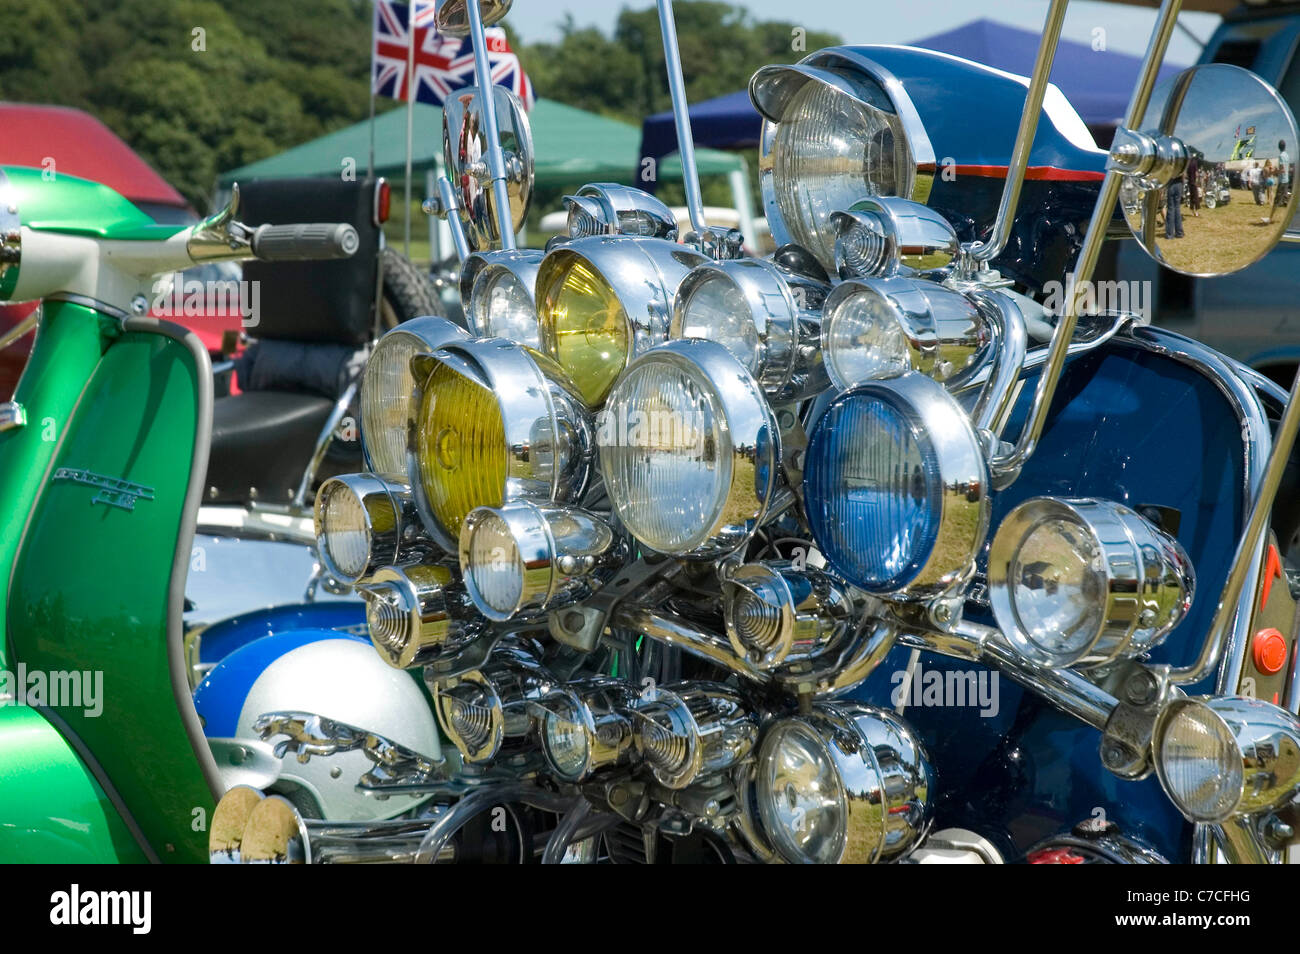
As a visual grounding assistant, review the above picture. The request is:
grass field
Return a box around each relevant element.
[1152,187,1291,275]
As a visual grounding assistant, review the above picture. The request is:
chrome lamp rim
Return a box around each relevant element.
[671,256,831,401]
[599,338,782,559]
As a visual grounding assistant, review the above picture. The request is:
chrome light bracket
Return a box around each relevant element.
[1097,661,1178,781]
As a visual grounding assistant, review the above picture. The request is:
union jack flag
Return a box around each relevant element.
[371,0,535,109]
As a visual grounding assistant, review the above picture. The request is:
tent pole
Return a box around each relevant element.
[728,166,757,252]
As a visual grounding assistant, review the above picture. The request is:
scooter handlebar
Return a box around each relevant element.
[249,223,359,262]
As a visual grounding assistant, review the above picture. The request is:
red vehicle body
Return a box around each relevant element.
[0,103,247,398]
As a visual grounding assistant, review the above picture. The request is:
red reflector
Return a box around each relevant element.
[377,181,391,224]
[1253,628,1288,675]
[1028,848,1085,864]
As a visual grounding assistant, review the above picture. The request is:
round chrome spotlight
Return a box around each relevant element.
[314,475,436,585]
[632,683,757,789]
[563,183,677,240]
[536,680,639,782]
[431,645,555,764]
[461,249,545,347]
[359,564,484,669]
[598,339,781,559]
[988,497,1194,669]
[722,561,857,670]
[753,702,932,864]
[803,371,988,597]
[830,197,959,280]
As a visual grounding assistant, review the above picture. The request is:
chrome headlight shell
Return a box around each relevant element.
[820,276,990,391]
[563,183,678,240]
[359,564,485,669]
[803,371,988,597]
[671,258,830,401]
[536,679,639,782]
[830,197,959,280]
[361,316,469,477]
[753,702,932,864]
[461,250,544,348]
[536,236,708,407]
[632,683,757,789]
[1153,696,1300,823]
[459,501,626,621]
[988,498,1194,670]
[722,561,857,671]
[597,339,781,559]
[313,475,436,585]
[751,48,935,273]
[430,645,554,764]
[408,338,593,549]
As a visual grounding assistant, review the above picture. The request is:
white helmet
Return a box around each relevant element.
[194,631,441,821]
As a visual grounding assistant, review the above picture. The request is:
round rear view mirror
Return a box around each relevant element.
[436,0,514,37]
[442,84,535,252]
[1112,63,1299,277]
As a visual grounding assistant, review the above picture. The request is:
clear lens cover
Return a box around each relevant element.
[1158,702,1243,821]
[676,274,761,374]
[823,286,910,388]
[318,482,371,580]
[473,270,540,348]
[463,509,524,619]
[362,332,424,478]
[1010,515,1107,660]
[757,721,846,864]
[599,359,727,554]
[773,80,900,270]
[542,697,590,780]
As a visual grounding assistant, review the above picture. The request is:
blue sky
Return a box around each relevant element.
[507,0,1221,66]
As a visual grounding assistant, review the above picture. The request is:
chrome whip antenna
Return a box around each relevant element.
[462,0,517,250]
[655,0,706,236]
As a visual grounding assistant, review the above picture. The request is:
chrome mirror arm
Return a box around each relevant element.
[655,0,707,238]
[422,177,472,264]
[989,0,1184,479]
[963,0,1069,268]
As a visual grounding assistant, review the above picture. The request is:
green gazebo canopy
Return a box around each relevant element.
[218,99,744,187]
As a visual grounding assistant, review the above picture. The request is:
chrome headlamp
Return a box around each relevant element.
[803,371,988,597]
[459,501,626,621]
[361,316,469,477]
[1154,696,1300,823]
[830,197,959,279]
[632,683,757,790]
[821,276,990,391]
[988,498,1194,670]
[563,183,677,240]
[408,338,593,549]
[670,257,830,401]
[431,645,554,764]
[753,702,932,864]
[722,561,857,671]
[597,339,781,558]
[359,564,484,669]
[313,475,436,585]
[536,679,639,782]
[536,236,708,407]
[751,49,935,273]
[461,250,544,348]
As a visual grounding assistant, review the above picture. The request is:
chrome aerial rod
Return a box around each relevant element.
[462,0,517,250]
[964,0,1070,267]
[989,0,1184,480]
[655,0,707,237]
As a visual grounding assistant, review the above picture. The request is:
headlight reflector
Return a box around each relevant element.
[803,372,988,596]
[988,498,1194,669]
[360,316,468,477]
[598,339,780,558]
[754,702,932,864]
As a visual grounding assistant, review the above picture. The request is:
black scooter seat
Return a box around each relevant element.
[205,390,334,505]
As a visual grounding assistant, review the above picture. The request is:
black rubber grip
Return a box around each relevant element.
[250,223,360,261]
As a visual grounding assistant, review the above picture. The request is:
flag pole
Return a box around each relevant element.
[368,0,377,180]
[404,0,417,257]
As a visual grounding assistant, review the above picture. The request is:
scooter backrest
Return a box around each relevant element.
[239,177,381,347]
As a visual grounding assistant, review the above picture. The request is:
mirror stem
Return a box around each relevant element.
[656,0,708,236]
[990,0,1184,479]
[465,0,516,250]
[967,0,1069,265]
